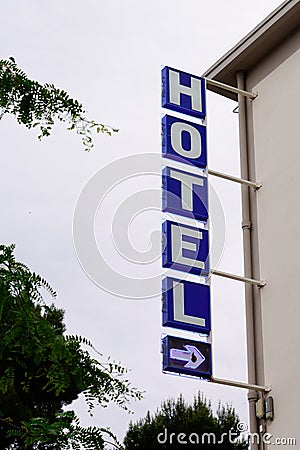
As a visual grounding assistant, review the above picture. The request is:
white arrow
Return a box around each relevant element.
[170,345,205,369]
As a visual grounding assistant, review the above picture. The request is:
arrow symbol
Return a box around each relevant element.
[170,345,205,369]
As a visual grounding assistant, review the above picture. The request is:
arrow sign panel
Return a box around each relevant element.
[162,335,212,379]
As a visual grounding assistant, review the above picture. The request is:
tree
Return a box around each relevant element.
[0,56,137,449]
[124,393,248,449]
[0,244,143,449]
[0,57,118,151]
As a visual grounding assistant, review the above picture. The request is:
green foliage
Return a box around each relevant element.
[0,57,118,151]
[0,244,142,449]
[124,393,248,449]
[7,411,120,450]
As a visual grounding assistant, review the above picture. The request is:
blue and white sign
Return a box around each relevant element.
[161,66,206,118]
[161,66,212,382]
[162,115,207,168]
[162,335,212,379]
[162,166,208,222]
[162,220,209,276]
[162,277,211,334]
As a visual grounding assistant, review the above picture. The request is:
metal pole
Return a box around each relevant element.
[245,74,266,450]
[211,377,271,393]
[236,70,259,450]
[205,77,258,99]
[208,168,262,190]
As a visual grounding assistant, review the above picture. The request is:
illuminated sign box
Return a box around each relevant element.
[162,277,211,334]
[161,66,206,118]
[162,115,207,168]
[162,166,208,222]
[162,220,209,276]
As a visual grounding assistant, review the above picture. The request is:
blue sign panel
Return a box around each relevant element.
[162,220,209,276]
[161,66,206,119]
[162,115,207,168]
[162,335,212,379]
[162,277,211,334]
[162,166,208,222]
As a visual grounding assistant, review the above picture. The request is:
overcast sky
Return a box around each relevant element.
[1,0,283,443]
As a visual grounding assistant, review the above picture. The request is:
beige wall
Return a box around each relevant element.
[249,44,300,446]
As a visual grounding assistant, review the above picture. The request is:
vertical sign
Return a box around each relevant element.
[161,66,212,380]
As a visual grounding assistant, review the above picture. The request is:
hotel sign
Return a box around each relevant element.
[161,66,212,380]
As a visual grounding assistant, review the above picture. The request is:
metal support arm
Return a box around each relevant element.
[205,77,258,100]
[212,269,266,288]
[208,168,262,190]
[211,376,271,393]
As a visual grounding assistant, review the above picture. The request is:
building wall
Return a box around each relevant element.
[248,40,300,446]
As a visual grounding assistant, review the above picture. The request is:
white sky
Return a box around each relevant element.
[1,0,283,444]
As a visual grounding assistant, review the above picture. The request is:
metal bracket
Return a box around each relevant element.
[242,221,252,230]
